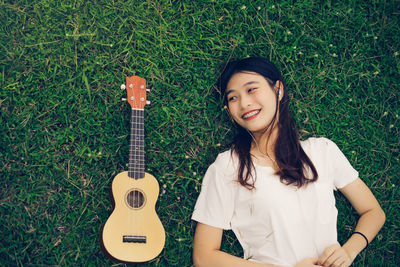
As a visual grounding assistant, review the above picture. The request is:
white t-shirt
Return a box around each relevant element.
[192,137,358,267]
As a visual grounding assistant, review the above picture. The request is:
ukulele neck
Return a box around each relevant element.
[128,109,145,179]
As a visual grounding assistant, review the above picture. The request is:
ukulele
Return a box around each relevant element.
[102,75,165,262]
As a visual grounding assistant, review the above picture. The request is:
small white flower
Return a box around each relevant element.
[177,196,181,200]
[374,71,379,75]
[314,53,319,57]
[193,172,197,176]
[272,5,275,8]
[216,143,221,147]
[163,184,167,188]
[241,5,246,10]
[332,53,338,57]
[349,98,353,102]
[395,114,399,119]
[395,52,399,56]
[389,124,394,129]
[329,44,333,47]
[383,111,388,116]
[287,30,292,35]
[293,46,297,49]
[298,51,303,55]
[185,155,189,159]
[374,36,378,40]
[257,6,261,10]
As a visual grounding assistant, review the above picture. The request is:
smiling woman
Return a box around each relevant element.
[191,57,385,267]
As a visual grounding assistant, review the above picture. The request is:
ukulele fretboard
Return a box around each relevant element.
[128,109,145,179]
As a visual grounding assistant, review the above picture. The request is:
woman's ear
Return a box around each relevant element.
[275,80,284,101]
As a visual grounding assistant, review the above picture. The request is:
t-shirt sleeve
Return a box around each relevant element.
[191,157,236,230]
[324,138,359,189]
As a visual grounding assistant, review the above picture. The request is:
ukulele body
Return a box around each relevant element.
[102,171,165,262]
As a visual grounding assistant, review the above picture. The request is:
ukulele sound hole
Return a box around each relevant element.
[126,189,146,209]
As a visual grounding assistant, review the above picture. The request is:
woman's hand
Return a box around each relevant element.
[317,244,353,267]
[294,258,323,267]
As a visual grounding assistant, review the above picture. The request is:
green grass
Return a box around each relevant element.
[1,0,399,266]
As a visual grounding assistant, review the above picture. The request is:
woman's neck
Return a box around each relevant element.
[250,127,278,167]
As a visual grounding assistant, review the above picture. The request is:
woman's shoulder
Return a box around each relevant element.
[213,149,237,166]
[300,137,336,152]
[210,149,239,176]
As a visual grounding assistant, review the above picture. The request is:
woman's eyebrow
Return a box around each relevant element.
[226,81,260,95]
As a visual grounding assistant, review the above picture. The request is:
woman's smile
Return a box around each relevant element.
[242,109,261,120]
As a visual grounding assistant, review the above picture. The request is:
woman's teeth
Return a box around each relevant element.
[242,110,260,119]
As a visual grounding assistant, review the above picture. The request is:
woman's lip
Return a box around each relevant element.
[242,109,261,120]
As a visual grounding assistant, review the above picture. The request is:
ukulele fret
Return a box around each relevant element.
[128,109,145,179]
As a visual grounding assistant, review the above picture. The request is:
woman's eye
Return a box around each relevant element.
[227,96,237,102]
[248,88,257,93]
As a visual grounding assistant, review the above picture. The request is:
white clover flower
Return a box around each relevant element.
[193,172,197,176]
[389,124,394,129]
[185,155,189,159]
[257,6,261,10]
[383,111,388,116]
[329,44,333,47]
[241,5,246,10]
[332,53,338,57]
[272,5,275,8]
[314,53,319,57]
[374,36,378,40]
[293,46,297,49]
[287,30,292,35]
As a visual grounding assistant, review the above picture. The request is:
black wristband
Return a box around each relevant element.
[353,231,369,249]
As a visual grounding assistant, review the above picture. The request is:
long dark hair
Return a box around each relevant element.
[217,57,318,189]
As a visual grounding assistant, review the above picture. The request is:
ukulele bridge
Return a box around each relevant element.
[123,235,147,243]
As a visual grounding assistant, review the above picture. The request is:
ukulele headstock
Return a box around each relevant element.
[122,76,149,109]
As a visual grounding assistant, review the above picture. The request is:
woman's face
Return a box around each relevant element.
[226,71,279,134]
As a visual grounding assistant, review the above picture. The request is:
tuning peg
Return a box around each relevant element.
[146,100,151,105]
[121,84,126,90]
[121,98,127,101]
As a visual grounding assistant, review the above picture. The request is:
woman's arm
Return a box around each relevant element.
[193,222,279,267]
[318,178,386,266]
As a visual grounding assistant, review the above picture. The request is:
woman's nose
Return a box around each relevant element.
[240,94,252,109]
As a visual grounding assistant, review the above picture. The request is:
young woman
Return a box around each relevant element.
[191,57,385,267]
